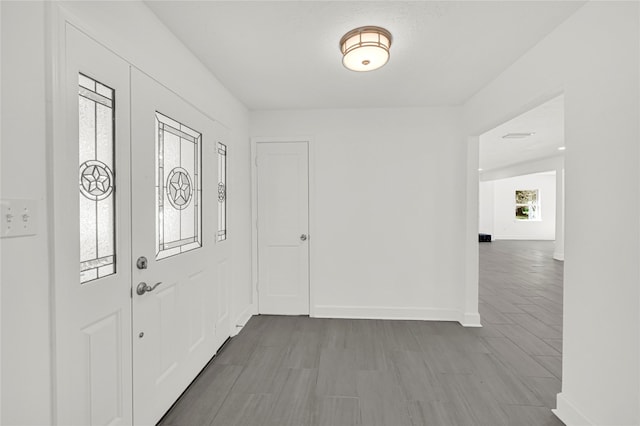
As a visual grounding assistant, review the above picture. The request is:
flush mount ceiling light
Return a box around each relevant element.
[340,26,392,72]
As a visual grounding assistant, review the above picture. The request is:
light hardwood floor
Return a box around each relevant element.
[159,240,564,426]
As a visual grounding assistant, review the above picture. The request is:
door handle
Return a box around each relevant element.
[300,234,308,241]
[136,281,162,296]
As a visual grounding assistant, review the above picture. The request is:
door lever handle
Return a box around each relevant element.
[300,234,308,241]
[136,281,162,296]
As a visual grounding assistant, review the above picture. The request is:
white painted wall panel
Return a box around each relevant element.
[0,3,52,424]
[482,173,556,241]
[464,2,640,424]
[250,107,468,321]
[478,181,494,237]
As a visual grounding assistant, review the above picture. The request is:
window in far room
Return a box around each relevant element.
[515,189,539,220]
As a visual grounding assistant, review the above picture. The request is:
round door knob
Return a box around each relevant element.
[300,234,308,241]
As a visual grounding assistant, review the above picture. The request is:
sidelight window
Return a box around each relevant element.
[78,74,116,283]
[217,142,227,242]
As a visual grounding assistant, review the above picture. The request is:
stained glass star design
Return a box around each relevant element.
[79,161,113,200]
[218,182,226,203]
[83,165,110,193]
[167,168,192,209]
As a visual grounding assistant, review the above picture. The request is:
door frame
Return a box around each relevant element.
[250,137,316,317]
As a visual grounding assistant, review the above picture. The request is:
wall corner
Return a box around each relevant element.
[553,393,594,426]
[460,312,482,327]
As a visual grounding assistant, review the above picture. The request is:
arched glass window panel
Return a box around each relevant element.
[78,73,116,283]
[156,112,202,260]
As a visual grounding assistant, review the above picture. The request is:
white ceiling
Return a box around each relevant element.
[479,95,564,171]
[145,1,583,110]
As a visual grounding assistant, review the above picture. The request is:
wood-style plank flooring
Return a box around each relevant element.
[159,240,564,425]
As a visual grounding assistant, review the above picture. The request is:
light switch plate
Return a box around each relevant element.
[1,199,38,238]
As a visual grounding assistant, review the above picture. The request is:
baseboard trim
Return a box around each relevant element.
[460,312,482,327]
[313,305,462,322]
[494,235,556,241]
[553,393,593,426]
[553,251,564,261]
[231,303,256,336]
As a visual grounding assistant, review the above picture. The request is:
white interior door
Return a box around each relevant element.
[130,69,227,425]
[55,26,133,425]
[256,141,310,315]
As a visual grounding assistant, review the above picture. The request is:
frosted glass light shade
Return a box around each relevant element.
[340,26,392,72]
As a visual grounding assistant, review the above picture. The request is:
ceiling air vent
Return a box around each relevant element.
[502,132,535,139]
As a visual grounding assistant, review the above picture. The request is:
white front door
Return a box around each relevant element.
[56,25,230,426]
[256,141,310,315]
[54,25,133,426]
[130,69,227,425]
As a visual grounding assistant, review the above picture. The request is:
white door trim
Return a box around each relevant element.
[250,136,315,317]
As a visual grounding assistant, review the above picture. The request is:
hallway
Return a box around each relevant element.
[159,241,563,426]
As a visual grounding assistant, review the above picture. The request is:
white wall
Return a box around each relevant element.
[480,155,563,182]
[464,2,639,424]
[250,107,476,323]
[478,181,495,236]
[554,167,564,261]
[0,1,252,424]
[480,172,556,240]
[1,3,52,424]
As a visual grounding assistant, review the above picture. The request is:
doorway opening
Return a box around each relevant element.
[476,95,565,412]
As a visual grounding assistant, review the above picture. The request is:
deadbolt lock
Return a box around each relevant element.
[136,256,148,270]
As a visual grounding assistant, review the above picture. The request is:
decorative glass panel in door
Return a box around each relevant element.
[217,142,227,242]
[156,112,202,260]
[78,73,116,283]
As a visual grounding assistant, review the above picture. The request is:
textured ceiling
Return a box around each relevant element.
[480,95,564,172]
[146,1,584,110]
